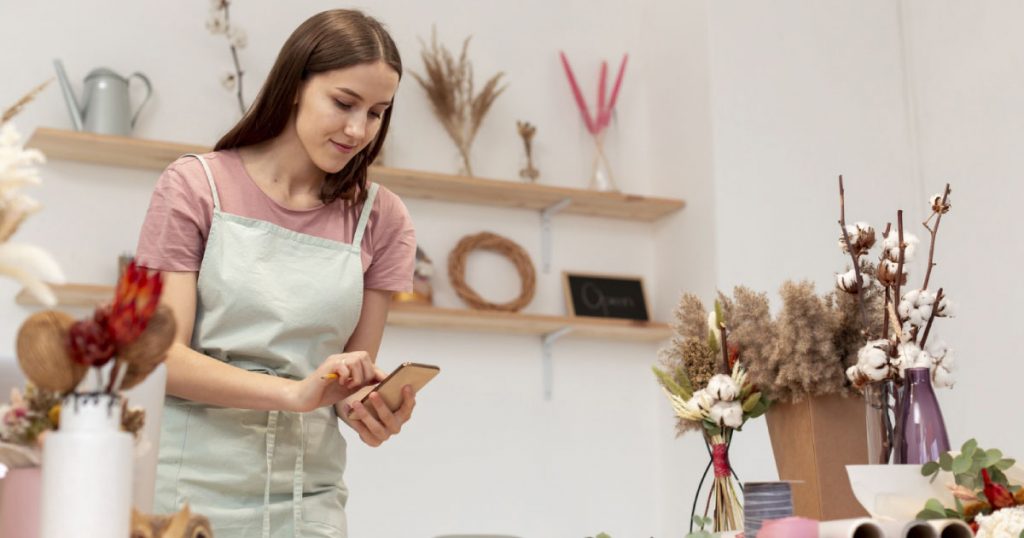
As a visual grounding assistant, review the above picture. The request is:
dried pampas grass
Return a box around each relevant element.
[2,79,52,126]
[411,28,506,177]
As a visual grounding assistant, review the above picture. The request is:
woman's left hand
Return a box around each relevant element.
[342,384,417,447]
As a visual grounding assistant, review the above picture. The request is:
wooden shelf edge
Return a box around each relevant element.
[26,127,685,222]
[16,284,670,342]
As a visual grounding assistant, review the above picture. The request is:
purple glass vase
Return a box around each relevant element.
[893,367,950,464]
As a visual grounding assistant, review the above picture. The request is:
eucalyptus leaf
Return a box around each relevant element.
[990,467,1010,487]
[940,452,954,471]
[952,454,971,474]
[985,449,1004,468]
[925,499,947,514]
[997,458,1017,471]
[922,461,940,476]
[962,438,978,457]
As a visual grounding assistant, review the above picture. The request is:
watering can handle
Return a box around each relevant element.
[127,72,152,128]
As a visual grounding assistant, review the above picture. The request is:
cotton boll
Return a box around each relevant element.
[857,340,891,381]
[685,389,714,417]
[709,400,744,428]
[882,232,919,262]
[932,365,955,388]
[706,374,739,402]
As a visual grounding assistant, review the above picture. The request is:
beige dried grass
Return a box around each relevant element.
[411,29,506,176]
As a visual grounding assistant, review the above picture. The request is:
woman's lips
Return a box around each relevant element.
[331,140,355,154]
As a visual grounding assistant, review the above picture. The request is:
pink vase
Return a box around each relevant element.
[0,466,41,538]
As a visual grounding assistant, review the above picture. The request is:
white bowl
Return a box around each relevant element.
[846,464,955,521]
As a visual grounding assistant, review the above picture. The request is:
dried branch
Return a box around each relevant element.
[922,183,952,291]
[838,175,870,334]
[918,288,944,349]
[517,120,539,181]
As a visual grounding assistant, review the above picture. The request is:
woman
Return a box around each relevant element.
[135,10,416,537]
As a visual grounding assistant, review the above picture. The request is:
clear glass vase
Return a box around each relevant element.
[589,135,618,192]
[863,379,895,464]
[893,367,950,464]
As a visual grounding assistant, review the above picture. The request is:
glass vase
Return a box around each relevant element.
[893,368,950,464]
[40,392,133,538]
[863,379,895,464]
[589,134,618,192]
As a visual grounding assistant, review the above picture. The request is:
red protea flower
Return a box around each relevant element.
[107,260,163,346]
[67,307,116,367]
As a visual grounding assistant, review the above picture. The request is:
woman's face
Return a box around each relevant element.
[294,61,399,174]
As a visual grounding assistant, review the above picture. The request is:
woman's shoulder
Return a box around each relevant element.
[370,183,410,218]
[162,150,232,186]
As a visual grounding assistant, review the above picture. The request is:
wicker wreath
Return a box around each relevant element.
[448,232,536,312]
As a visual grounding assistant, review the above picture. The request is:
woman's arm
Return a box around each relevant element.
[161,271,376,412]
[335,288,417,446]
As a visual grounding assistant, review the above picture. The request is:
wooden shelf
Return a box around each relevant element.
[17,284,670,342]
[27,127,685,222]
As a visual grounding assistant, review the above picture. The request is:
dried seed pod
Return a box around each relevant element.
[118,305,177,390]
[16,310,87,392]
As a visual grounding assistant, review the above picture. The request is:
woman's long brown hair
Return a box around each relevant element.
[214,10,401,205]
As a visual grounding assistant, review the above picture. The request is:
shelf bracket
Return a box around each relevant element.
[540,198,572,274]
[541,326,573,400]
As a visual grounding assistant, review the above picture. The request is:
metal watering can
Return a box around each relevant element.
[54,59,152,136]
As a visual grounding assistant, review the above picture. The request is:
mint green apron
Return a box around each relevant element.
[155,154,378,538]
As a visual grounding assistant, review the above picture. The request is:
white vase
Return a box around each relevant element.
[40,393,132,538]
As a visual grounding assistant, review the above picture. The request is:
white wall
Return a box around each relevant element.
[0,1,714,537]
[705,0,1024,481]
[898,0,1024,455]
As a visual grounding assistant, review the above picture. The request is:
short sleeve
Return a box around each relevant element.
[364,189,416,292]
[135,158,214,272]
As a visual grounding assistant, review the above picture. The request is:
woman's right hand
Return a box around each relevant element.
[285,351,382,413]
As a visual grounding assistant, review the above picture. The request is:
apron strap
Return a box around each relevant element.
[184,153,221,211]
[292,413,305,533]
[352,182,379,248]
[262,409,279,538]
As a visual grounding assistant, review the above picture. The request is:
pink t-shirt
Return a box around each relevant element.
[135,150,416,292]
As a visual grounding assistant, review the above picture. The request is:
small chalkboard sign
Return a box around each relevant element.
[562,272,650,321]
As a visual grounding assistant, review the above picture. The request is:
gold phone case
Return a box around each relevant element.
[360,362,440,417]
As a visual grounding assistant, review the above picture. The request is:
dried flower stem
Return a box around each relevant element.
[881,223,892,341]
[1,79,52,125]
[838,175,870,333]
[918,287,944,349]
[921,183,952,291]
[223,3,246,115]
[890,211,908,355]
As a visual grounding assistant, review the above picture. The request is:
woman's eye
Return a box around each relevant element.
[370,110,383,119]
[334,100,352,110]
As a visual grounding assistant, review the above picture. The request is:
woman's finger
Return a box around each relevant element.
[368,393,401,435]
[396,385,417,421]
[346,413,381,447]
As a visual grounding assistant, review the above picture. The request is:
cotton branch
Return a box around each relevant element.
[837,176,870,333]
[921,183,952,291]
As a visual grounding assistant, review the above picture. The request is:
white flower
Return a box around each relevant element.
[976,506,1024,538]
[927,341,955,388]
[930,192,951,214]
[852,340,891,382]
[205,10,228,35]
[882,232,919,262]
[898,289,935,327]
[708,400,743,428]
[228,27,248,49]
[839,222,876,255]
[836,269,873,293]
[706,374,739,402]
[897,342,931,369]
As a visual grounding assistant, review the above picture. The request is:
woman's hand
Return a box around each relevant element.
[341,384,417,447]
[285,351,382,413]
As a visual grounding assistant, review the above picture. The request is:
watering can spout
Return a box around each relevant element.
[53,59,84,131]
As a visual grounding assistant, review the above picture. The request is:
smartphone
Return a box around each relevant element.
[357,362,439,419]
